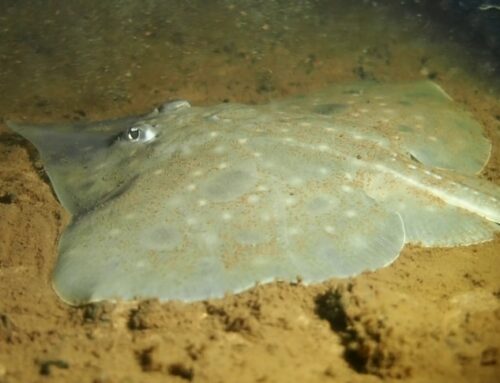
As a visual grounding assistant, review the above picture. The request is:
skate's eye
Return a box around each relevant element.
[122,124,157,143]
[127,126,141,141]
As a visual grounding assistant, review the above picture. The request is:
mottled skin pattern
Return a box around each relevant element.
[8,81,500,303]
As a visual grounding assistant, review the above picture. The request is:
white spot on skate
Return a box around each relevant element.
[222,212,232,221]
[345,209,357,218]
[324,225,335,234]
[218,162,228,169]
[247,194,260,204]
[342,185,352,193]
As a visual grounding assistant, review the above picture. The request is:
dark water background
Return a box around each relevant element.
[0,0,499,123]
